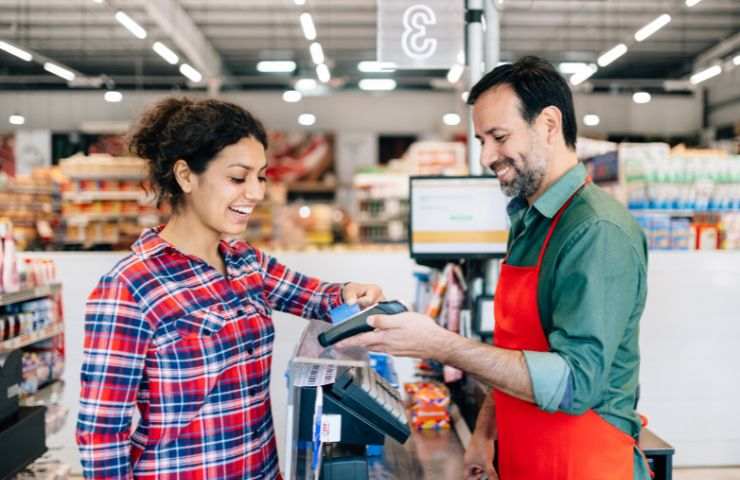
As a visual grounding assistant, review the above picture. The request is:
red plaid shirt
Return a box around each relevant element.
[76,227,343,479]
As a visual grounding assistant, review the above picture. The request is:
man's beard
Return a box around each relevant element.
[499,136,547,198]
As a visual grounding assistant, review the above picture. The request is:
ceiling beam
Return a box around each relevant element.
[694,31,740,68]
[143,0,233,93]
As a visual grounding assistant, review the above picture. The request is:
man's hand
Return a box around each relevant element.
[335,311,452,359]
[464,431,498,480]
[341,283,384,308]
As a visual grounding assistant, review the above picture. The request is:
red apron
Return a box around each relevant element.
[492,181,635,479]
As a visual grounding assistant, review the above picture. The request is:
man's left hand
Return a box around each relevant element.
[335,311,451,359]
[341,282,384,308]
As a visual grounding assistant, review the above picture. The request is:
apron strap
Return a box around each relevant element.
[535,177,591,270]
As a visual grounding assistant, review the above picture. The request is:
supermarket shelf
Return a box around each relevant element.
[0,323,64,353]
[62,191,147,202]
[630,209,740,216]
[65,213,143,225]
[64,173,146,181]
[285,181,337,193]
[0,283,61,307]
[21,380,65,407]
[0,185,58,195]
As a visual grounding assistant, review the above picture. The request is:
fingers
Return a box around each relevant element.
[464,465,485,480]
[367,313,406,329]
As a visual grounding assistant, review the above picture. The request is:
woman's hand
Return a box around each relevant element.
[341,283,384,308]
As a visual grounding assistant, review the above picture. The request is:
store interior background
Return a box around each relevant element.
[1,0,739,477]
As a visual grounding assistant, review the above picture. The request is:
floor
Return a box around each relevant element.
[674,469,740,480]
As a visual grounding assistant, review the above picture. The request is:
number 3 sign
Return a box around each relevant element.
[378,0,464,69]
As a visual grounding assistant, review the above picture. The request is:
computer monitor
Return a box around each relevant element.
[409,175,510,261]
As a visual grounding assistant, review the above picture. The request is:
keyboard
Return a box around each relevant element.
[330,366,410,444]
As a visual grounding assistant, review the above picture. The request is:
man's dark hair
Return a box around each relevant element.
[467,56,577,150]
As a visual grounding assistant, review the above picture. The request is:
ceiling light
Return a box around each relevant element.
[298,113,316,126]
[114,11,147,40]
[283,90,302,103]
[633,91,651,104]
[443,113,461,126]
[358,61,396,73]
[0,41,32,62]
[104,90,122,103]
[597,44,628,67]
[299,205,312,218]
[316,64,331,83]
[294,0,306,4]
[358,79,397,91]
[309,42,325,65]
[43,62,75,81]
[569,64,597,86]
[152,41,179,65]
[734,55,740,66]
[461,91,469,102]
[634,14,671,42]
[9,114,25,126]
[690,65,722,85]
[257,61,296,73]
[179,63,202,82]
[300,13,317,41]
[685,0,703,6]
[583,114,600,127]
[447,63,465,83]
[92,0,104,3]
[295,78,318,91]
[558,62,590,75]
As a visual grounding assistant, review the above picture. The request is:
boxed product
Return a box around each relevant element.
[404,381,450,430]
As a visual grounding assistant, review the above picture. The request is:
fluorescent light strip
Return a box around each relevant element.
[115,11,147,39]
[632,91,651,104]
[43,62,76,81]
[104,91,123,103]
[447,63,465,83]
[597,43,628,67]
[685,0,703,6]
[316,64,331,83]
[0,41,32,62]
[634,14,671,42]
[257,61,296,73]
[294,0,306,4]
[300,13,317,41]
[358,79,396,91]
[9,114,25,126]
[583,114,600,127]
[283,90,302,103]
[295,78,318,91]
[690,65,722,84]
[443,113,461,126]
[298,113,316,126]
[558,62,590,75]
[179,63,202,82]
[152,41,179,65]
[309,42,325,65]
[733,55,740,66]
[570,64,598,86]
[358,61,396,73]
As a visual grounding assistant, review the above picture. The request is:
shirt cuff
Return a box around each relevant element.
[523,350,572,413]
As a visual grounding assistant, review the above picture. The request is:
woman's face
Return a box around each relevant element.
[181,136,267,237]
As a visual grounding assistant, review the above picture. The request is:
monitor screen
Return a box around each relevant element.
[409,176,510,259]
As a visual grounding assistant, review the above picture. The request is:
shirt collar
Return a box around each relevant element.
[131,225,242,261]
[533,163,587,219]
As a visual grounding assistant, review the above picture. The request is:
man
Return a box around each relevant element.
[337,57,650,480]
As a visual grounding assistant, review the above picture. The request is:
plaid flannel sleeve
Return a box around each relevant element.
[76,275,152,479]
[258,251,344,320]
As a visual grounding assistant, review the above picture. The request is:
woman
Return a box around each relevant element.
[76,97,383,479]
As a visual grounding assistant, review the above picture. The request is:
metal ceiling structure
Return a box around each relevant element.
[0,0,738,92]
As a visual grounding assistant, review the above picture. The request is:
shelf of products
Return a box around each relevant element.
[58,153,164,248]
[0,170,62,250]
[0,284,61,308]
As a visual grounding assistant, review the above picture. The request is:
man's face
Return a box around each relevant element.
[472,85,548,199]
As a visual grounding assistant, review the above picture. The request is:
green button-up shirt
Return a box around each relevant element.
[505,163,650,478]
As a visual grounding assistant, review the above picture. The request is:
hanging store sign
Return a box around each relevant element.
[377,1,464,69]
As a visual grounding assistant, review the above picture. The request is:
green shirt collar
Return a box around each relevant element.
[533,163,587,219]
